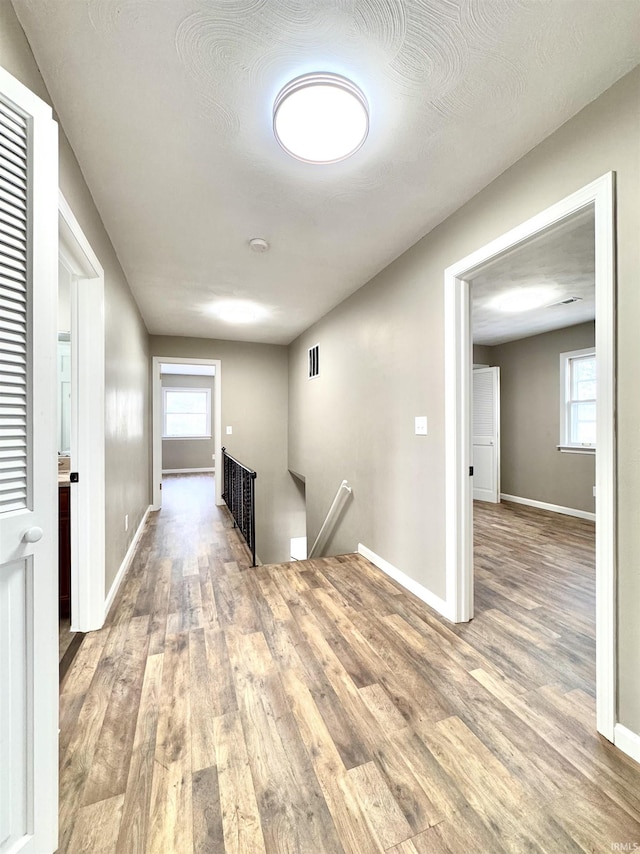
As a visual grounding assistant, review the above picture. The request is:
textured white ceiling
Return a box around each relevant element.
[472,209,595,347]
[14,1,640,344]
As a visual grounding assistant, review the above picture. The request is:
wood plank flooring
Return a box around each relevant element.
[57,477,640,853]
[59,617,84,684]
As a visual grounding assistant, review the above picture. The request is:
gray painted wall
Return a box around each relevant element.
[485,322,595,513]
[289,66,640,732]
[1,4,151,594]
[151,336,304,565]
[473,344,492,365]
[161,374,215,471]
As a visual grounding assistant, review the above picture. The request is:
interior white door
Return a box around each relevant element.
[0,67,59,853]
[472,366,500,503]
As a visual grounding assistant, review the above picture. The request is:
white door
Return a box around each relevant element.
[472,366,500,503]
[0,67,59,853]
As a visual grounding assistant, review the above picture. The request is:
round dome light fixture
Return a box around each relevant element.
[273,73,369,164]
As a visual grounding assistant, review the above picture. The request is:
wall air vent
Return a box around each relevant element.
[308,344,319,379]
[548,296,583,307]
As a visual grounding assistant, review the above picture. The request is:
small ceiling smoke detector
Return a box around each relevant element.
[249,238,270,253]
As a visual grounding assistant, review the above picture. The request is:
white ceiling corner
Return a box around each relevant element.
[13,0,640,344]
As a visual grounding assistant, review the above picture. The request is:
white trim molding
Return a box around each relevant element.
[444,173,616,742]
[358,544,451,620]
[557,445,595,455]
[162,467,215,475]
[59,191,106,633]
[500,494,595,522]
[104,505,152,619]
[614,724,640,767]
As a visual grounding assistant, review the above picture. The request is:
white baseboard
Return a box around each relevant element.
[357,543,450,620]
[500,493,595,522]
[104,505,152,619]
[614,723,640,766]
[290,536,308,561]
[162,467,215,474]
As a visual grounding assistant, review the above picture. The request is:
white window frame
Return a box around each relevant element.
[162,386,212,439]
[558,346,596,454]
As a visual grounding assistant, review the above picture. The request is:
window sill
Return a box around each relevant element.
[162,435,212,441]
[557,445,595,455]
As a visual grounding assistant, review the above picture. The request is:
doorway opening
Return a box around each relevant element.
[444,174,615,742]
[151,357,223,512]
[467,208,597,725]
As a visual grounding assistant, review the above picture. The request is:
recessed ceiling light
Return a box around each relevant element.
[491,286,559,313]
[211,300,267,324]
[273,72,369,164]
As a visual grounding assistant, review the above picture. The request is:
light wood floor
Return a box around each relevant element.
[57,477,640,853]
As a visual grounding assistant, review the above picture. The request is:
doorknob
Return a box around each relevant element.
[23,526,43,543]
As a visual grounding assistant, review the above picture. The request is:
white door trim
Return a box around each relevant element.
[59,192,106,632]
[152,356,222,509]
[444,173,616,741]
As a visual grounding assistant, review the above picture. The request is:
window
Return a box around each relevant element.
[162,387,211,438]
[559,348,596,451]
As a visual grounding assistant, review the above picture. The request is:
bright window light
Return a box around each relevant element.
[273,73,369,164]
[559,348,596,449]
[162,387,211,439]
[491,286,558,313]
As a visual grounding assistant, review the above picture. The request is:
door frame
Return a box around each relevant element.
[59,192,106,632]
[444,173,616,740]
[151,356,222,509]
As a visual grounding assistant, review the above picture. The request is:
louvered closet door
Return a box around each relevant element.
[0,99,29,513]
[472,366,500,503]
[0,66,58,854]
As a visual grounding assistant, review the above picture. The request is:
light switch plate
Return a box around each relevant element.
[226,426,233,435]
[415,416,427,435]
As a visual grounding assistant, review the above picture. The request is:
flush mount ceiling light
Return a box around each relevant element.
[211,300,267,324]
[273,73,369,164]
[491,286,559,313]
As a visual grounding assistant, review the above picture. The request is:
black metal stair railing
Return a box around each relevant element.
[221,447,257,566]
